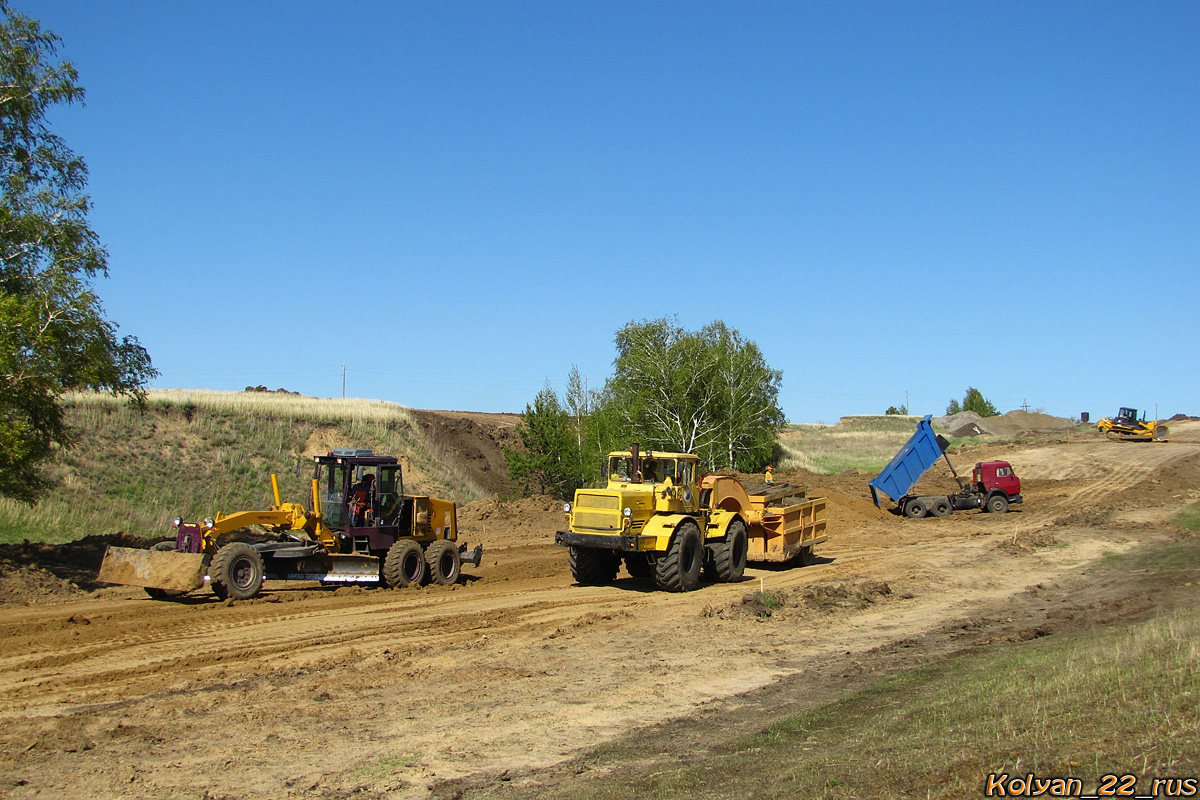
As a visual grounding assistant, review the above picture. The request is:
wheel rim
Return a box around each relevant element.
[231,557,256,590]
[438,550,455,578]
[404,550,423,581]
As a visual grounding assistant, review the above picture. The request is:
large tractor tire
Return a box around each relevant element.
[210,542,264,600]
[145,541,188,601]
[383,539,426,588]
[624,554,652,579]
[655,521,703,592]
[705,519,748,583]
[569,546,620,585]
[425,540,462,585]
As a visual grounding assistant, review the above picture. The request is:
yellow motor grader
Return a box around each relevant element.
[1097,408,1168,442]
[98,449,482,600]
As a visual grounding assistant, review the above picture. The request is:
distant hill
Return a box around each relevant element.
[0,390,519,544]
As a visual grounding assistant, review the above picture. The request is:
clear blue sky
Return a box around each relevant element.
[21,1,1200,422]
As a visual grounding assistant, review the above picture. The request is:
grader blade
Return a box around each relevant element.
[97,546,206,592]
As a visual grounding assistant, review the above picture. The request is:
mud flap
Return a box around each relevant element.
[97,546,206,592]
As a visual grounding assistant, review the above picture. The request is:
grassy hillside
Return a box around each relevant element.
[0,390,494,545]
[779,415,921,474]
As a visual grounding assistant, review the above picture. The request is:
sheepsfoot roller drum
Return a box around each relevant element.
[96,449,482,600]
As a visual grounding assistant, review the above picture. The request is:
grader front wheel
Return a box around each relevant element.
[210,542,264,600]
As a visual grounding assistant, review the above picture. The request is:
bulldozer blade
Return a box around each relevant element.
[97,546,206,592]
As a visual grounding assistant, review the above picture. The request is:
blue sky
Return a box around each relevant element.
[20,1,1200,422]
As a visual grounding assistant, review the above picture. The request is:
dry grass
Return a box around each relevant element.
[0,390,487,544]
[778,415,920,474]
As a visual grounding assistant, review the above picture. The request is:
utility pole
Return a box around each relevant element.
[1021,399,1030,412]
[342,364,346,398]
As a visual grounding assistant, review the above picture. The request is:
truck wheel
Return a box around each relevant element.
[425,540,462,585]
[904,499,928,519]
[655,521,703,592]
[383,539,426,588]
[145,541,187,600]
[931,499,952,517]
[569,546,619,585]
[986,494,1009,514]
[705,520,748,583]
[210,542,264,600]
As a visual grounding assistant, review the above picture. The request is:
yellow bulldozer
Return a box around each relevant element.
[555,445,827,592]
[98,449,482,600]
[1097,408,1169,442]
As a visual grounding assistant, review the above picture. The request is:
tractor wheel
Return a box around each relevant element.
[986,494,1010,514]
[209,542,264,600]
[425,540,462,585]
[383,539,426,588]
[145,541,187,600]
[931,499,952,518]
[705,520,748,583]
[904,499,928,519]
[655,521,703,592]
[623,555,652,579]
[569,546,619,585]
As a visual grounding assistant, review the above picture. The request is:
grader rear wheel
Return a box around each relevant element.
[383,539,426,588]
[425,540,462,585]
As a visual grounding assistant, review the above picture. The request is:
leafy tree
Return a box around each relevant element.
[605,317,783,471]
[885,405,908,415]
[0,3,156,503]
[945,388,997,418]
[504,384,576,498]
[962,387,998,417]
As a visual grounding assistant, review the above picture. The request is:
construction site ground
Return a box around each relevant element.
[2,421,1200,799]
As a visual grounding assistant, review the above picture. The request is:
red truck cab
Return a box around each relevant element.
[974,461,1020,497]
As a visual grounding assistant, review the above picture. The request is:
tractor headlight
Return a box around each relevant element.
[563,503,571,513]
[623,507,632,518]
[684,489,692,502]
[172,516,182,529]
[204,518,215,529]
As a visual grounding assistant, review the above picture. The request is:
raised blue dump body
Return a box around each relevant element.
[869,415,946,508]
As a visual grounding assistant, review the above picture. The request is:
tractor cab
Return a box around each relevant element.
[1115,407,1142,425]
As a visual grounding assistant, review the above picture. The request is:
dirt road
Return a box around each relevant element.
[2,426,1198,799]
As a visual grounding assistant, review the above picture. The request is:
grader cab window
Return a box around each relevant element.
[321,463,348,528]
[377,466,403,526]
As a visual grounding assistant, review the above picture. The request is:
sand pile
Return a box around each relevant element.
[934,410,1075,438]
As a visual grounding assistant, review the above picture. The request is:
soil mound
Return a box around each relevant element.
[935,410,1075,437]
[0,533,156,603]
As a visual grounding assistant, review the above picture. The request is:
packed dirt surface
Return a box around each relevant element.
[2,423,1199,799]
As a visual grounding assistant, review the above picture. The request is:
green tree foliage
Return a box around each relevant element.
[0,3,156,503]
[504,383,576,498]
[885,405,908,415]
[945,388,997,418]
[606,318,783,471]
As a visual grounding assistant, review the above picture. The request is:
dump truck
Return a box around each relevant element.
[869,416,1022,518]
[1097,408,1168,442]
[554,445,827,592]
[98,449,482,600]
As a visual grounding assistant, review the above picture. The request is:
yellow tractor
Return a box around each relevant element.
[1097,408,1168,442]
[98,449,482,600]
[555,445,827,592]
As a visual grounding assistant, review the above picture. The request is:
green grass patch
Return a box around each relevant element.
[1170,500,1200,532]
[778,417,920,474]
[0,390,491,544]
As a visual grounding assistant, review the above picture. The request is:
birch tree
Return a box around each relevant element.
[0,3,156,502]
